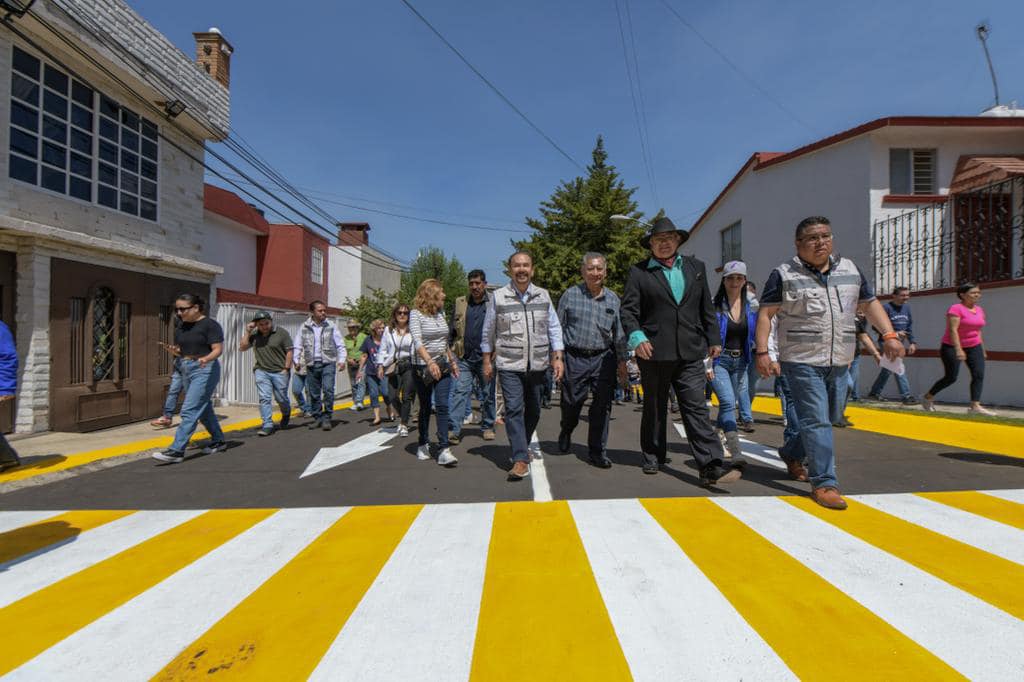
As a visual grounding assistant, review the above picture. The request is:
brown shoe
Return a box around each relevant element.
[482,429,496,441]
[811,486,848,510]
[508,461,530,480]
[786,460,808,482]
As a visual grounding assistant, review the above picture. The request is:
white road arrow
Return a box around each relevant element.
[673,423,786,470]
[300,428,400,478]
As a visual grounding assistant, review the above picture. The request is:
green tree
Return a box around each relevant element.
[399,246,467,318]
[514,136,656,300]
[342,287,399,329]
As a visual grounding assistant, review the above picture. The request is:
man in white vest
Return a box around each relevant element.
[755,216,904,510]
[482,251,564,481]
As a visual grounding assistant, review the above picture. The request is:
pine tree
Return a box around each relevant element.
[514,136,655,299]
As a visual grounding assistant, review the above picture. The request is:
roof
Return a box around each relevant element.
[949,155,1024,194]
[204,184,269,235]
[690,116,1024,235]
[269,222,331,245]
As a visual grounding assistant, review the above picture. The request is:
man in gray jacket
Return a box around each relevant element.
[297,300,347,431]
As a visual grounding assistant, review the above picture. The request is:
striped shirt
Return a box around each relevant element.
[409,309,450,366]
[556,283,627,359]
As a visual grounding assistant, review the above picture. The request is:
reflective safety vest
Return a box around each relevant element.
[492,283,553,372]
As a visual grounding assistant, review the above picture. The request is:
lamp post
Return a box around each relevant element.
[609,214,653,227]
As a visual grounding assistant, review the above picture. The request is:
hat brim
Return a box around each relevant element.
[641,229,689,249]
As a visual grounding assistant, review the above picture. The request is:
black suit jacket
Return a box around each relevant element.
[620,255,721,363]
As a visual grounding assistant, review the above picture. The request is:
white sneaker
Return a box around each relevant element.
[202,442,227,455]
[437,448,458,466]
[416,445,431,460]
[398,425,409,437]
[528,444,543,460]
[968,405,998,416]
[921,396,936,412]
[463,415,474,425]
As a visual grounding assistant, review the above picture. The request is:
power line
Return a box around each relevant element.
[656,0,817,135]
[397,0,585,170]
[623,0,659,207]
[614,0,659,207]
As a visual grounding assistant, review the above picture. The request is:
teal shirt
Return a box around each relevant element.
[627,255,686,350]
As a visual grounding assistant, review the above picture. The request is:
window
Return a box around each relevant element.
[889,148,936,195]
[8,45,158,220]
[720,221,741,264]
[311,247,324,284]
[91,287,115,382]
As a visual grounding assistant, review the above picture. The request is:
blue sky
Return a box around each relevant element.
[131,0,1024,279]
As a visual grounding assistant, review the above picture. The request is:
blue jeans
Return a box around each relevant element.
[169,359,225,453]
[414,370,452,447]
[291,372,309,414]
[254,369,290,429]
[364,373,388,408]
[746,358,759,406]
[775,373,801,449]
[869,364,911,399]
[306,362,336,422]
[347,364,366,406]
[778,363,848,490]
[162,359,184,418]
[450,357,496,436]
[846,355,862,400]
[710,354,752,432]
[499,369,546,463]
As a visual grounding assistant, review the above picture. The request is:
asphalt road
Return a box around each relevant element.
[3,399,1022,510]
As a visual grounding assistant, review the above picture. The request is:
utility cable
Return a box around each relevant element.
[614,0,659,207]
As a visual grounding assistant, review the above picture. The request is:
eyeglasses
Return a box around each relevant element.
[174,305,195,312]
[397,311,409,316]
[800,233,833,245]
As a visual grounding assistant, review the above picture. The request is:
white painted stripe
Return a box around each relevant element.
[716,497,1024,680]
[982,488,1024,505]
[309,503,494,682]
[853,493,1024,565]
[5,507,349,681]
[673,424,786,470]
[0,510,66,535]
[300,429,398,478]
[570,499,795,681]
[0,510,204,608]
[529,431,552,502]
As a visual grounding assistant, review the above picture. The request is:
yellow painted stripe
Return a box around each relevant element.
[0,508,273,676]
[469,501,632,682]
[643,498,963,680]
[751,396,1024,459]
[786,497,1024,619]
[152,504,421,681]
[0,509,134,565]
[918,491,1024,531]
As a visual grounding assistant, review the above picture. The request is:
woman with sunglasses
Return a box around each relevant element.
[356,319,395,426]
[152,294,226,463]
[378,303,416,436]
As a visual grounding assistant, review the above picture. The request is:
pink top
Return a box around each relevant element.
[941,303,986,348]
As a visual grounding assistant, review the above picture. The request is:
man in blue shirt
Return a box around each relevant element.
[867,286,919,404]
[0,320,21,471]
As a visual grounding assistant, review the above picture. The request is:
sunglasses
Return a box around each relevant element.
[397,310,409,315]
[174,305,195,312]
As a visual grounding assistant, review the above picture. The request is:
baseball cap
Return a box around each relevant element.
[251,310,273,322]
[722,260,747,278]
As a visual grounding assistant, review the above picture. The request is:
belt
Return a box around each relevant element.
[721,349,744,358]
[567,346,610,358]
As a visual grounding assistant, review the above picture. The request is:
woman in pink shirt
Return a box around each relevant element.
[922,283,995,415]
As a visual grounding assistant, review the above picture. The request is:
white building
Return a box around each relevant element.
[327,222,402,310]
[0,1,233,432]
[685,115,1024,407]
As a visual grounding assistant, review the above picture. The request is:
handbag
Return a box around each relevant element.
[418,356,450,386]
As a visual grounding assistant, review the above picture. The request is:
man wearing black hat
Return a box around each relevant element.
[239,310,294,436]
[620,217,742,485]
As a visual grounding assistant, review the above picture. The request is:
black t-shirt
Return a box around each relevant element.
[724,315,748,351]
[175,317,224,357]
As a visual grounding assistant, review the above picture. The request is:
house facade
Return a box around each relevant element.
[327,221,402,310]
[685,116,1024,406]
[0,0,233,433]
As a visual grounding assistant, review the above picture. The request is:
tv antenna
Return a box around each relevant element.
[976,22,1000,106]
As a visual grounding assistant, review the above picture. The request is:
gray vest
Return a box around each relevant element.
[300,318,340,365]
[492,283,553,372]
[775,256,862,366]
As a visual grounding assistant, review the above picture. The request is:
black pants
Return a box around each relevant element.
[638,358,724,469]
[0,431,19,466]
[560,349,617,456]
[928,343,985,402]
[388,364,416,425]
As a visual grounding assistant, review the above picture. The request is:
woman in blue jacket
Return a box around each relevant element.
[0,320,20,471]
[711,261,757,458]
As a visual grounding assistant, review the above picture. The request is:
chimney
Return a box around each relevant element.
[193,27,234,88]
[337,222,370,247]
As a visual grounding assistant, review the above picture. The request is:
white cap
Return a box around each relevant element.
[722,260,747,277]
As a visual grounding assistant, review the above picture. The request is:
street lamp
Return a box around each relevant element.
[609,214,653,227]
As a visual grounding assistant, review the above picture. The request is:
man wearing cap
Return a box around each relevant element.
[239,310,294,436]
[620,217,742,486]
[343,320,367,412]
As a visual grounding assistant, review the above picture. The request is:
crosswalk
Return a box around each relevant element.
[1,491,1021,680]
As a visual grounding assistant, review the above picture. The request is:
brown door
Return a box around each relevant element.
[954,193,1013,283]
[0,250,14,434]
[49,259,208,432]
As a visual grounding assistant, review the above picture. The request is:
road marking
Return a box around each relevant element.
[470,501,632,681]
[853,493,1024,564]
[0,510,65,535]
[917,490,1024,531]
[642,497,961,680]
[0,508,273,676]
[310,503,494,682]
[529,431,552,501]
[983,488,1024,504]
[0,509,135,565]
[299,427,399,478]
[719,496,1022,680]
[0,510,204,609]
[785,497,1024,620]
[673,423,786,470]
[153,505,421,681]
[5,508,345,681]
[571,499,794,681]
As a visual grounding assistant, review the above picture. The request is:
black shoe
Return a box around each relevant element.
[0,458,20,472]
[901,396,920,405]
[867,393,886,402]
[279,411,290,428]
[833,417,853,428]
[558,429,571,453]
[151,449,184,463]
[257,427,274,437]
[642,456,659,474]
[589,452,612,469]
[308,418,322,429]
[321,418,332,431]
[739,421,756,433]
[700,462,743,486]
